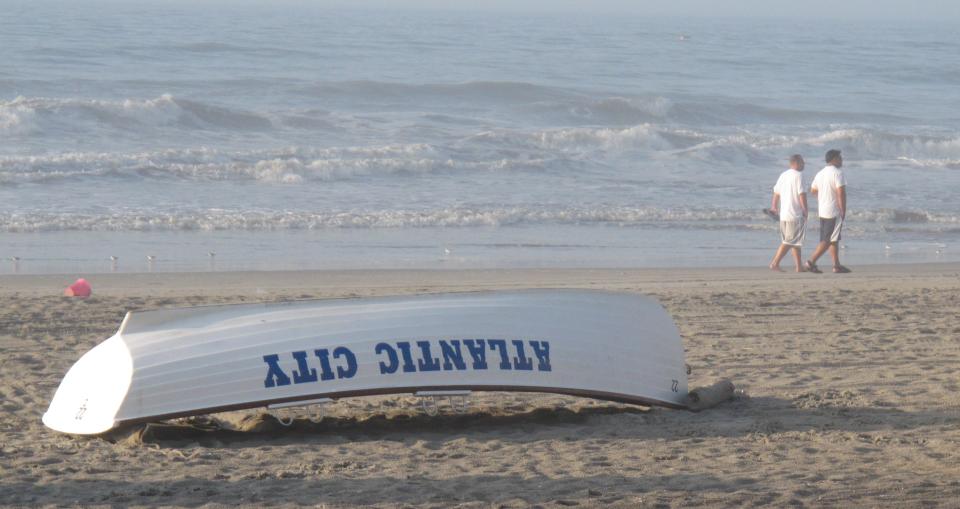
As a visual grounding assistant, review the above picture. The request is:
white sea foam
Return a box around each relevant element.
[0,144,509,184]
[472,125,960,165]
[3,123,959,189]
[800,129,960,160]
[1,206,956,233]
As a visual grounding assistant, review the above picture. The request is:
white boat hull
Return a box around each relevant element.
[43,290,689,435]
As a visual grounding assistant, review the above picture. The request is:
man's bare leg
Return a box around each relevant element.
[808,240,829,267]
[791,247,805,272]
[769,244,790,271]
[830,243,851,272]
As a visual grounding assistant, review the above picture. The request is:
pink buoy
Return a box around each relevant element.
[64,278,92,298]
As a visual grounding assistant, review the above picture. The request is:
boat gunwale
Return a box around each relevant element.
[104,383,689,434]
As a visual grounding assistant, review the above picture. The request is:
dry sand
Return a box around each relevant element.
[1,265,959,508]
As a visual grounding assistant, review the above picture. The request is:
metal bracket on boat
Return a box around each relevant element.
[267,397,334,426]
[414,390,471,416]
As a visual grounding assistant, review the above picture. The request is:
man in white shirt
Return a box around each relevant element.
[806,149,850,273]
[769,154,808,272]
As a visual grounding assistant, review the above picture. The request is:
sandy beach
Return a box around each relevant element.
[1,264,959,508]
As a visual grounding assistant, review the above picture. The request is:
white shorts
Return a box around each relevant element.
[779,218,805,247]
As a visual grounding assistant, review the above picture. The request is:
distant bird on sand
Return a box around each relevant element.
[110,255,119,261]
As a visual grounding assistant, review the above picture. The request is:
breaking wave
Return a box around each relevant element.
[0,144,553,184]
[295,80,913,126]
[0,94,272,135]
[3,125,959,186]
[1,207,956,233]
[3,83,931,143]
[471,126,960,166]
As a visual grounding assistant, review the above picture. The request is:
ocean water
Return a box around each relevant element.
[2,2,959,273]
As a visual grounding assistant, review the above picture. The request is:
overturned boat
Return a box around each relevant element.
[43,290,689,435]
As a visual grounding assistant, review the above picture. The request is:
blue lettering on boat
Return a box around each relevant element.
[262,339,552,389]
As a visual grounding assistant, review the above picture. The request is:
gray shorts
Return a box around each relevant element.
[779,218,805,247]
[820,217,843,243]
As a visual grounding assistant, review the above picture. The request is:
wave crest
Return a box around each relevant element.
[0,94,272,135]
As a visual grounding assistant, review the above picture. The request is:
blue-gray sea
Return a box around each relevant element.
[2,2,959,273]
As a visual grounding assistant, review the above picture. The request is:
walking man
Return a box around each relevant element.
[806,149,850,273]
[769,154,808,272]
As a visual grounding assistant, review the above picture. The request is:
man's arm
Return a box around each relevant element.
[771,192,780,213]
[799,192,808,217]
[837,185,846,218]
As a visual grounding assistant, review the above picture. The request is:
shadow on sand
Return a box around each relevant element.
[100,395,958,450]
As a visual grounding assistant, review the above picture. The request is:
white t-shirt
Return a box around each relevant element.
[773,169,806,221]
[811,165,847,219]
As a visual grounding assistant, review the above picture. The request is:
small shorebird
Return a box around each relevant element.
[110,255,119,261]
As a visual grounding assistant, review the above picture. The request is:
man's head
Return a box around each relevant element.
[790,154,805,171]
[825,149,843,167]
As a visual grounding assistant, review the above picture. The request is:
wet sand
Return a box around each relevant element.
[1,264,959,508]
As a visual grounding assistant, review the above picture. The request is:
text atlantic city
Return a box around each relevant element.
[263,339,552,388]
